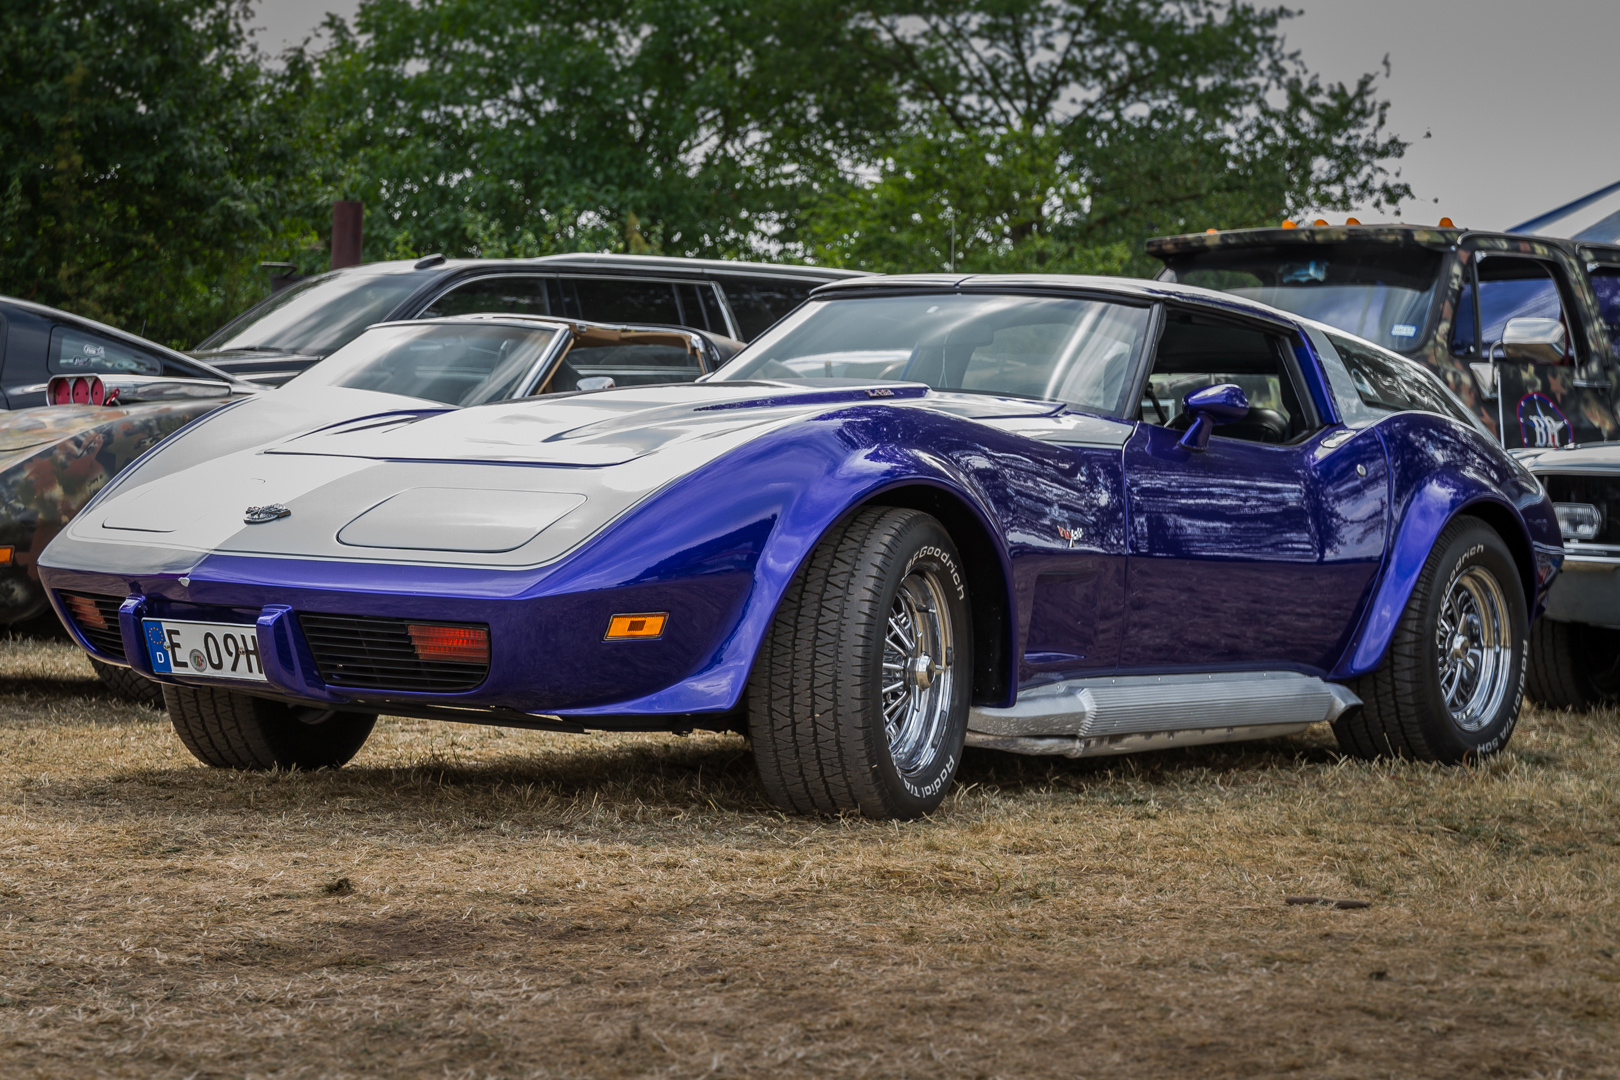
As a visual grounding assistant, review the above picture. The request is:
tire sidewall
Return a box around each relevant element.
[858,517,971,817]
[1416,523,1526,759]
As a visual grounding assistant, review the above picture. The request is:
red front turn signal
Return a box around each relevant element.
[64,593,109,632]
[605,613,667,640]
[407,623,489,664]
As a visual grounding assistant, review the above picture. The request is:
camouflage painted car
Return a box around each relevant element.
[1148,224,1620,706]
[0,298,255,633]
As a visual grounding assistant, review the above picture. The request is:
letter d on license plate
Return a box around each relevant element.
[143,619,267,683]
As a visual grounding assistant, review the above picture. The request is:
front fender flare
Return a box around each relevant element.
[548,414,1017,717]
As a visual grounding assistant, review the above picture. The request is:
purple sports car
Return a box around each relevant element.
[39,275,1562,819]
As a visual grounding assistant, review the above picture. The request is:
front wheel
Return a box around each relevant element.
[163,684,376,770]
[1335,517,1526,762]
[747,507,971,818]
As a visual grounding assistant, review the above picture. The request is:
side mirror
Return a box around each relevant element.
[576,376,617,392]
[1500,317,1567,364]
[1179,383,1250,450]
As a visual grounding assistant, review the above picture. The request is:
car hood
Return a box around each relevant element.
[47,380,1100,575]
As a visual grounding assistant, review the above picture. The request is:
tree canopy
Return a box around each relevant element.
[0,0,1411,344]
[0,0,313,346]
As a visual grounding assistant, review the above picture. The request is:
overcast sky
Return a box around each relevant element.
[250,0,1620,232]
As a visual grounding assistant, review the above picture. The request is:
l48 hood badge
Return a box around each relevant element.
[244,504,291,524]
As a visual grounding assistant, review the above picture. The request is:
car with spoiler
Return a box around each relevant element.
[1149,223,1620,708]
[1,308,741,702]
[38,274,1560,819]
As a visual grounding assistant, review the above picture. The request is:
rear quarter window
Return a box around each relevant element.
[49,325,163,376]
[1326,331,1479,428]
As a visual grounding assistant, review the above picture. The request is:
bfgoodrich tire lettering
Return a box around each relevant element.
[163,684,376,770]
[747,507,971,819]
[1335,517,1526,763]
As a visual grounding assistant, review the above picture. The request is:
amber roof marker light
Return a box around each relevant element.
[1439,217,1456,228]
[605,613,668,641]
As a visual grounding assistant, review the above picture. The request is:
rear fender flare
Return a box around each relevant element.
[1332,474,1535,679]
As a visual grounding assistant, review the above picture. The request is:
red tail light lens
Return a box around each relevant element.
[407,624,489,664]
[64,594,109,632]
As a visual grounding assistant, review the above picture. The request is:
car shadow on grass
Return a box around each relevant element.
[70,725,1351,828]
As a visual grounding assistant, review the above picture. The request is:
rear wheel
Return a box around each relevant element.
[1335,518,1526,762]
[747,507,970,819]
[1525,618,1620,710]
[163,684,375,770]
[91,658,166,708]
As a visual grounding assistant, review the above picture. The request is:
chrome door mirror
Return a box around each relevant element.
[576,376,617,392]
[1500,317,1567,364]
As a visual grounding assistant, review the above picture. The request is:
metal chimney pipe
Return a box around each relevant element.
[331,201,363,269]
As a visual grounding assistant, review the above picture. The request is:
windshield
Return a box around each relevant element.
[197,273,425,356]
[1159,244,1444,353]
[285,323,560,406]
[711,294,1150,414]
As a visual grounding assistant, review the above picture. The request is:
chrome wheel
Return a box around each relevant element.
[881,567,956,774]
[1435,565,1513,732]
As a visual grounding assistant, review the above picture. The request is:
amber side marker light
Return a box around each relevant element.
[0,546,12,565]
[605,613,668,641]
[407,623,489,664]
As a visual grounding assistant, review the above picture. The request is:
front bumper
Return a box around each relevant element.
[43,558,754,727]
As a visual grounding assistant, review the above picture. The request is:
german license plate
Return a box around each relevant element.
[143,619,267,682]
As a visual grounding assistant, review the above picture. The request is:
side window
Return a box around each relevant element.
[1327,331,1475,426]
[1473,256,1576,362]
[1589,265,1620,359]
[714,277,817,341]
[48,325,163,376]
[548,338,704,392]
[419,276,549,319]
[1139,313,1315,444]
[557,276,681,325]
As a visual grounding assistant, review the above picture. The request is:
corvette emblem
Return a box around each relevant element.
[1057,525,1082,548]
[244,504,291,524]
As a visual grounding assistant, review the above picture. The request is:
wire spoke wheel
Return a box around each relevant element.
[880,568,955,775]
[1435,566,1512,732]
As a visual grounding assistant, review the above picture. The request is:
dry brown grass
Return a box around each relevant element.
[2,633,1617,1079]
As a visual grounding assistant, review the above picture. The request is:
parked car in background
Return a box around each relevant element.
[189,254,863,386]
[2,313,738,703]
[1149,223,1620,708]
[40,275,1559,817]
[0,296,234,411]
[0,302,256,700]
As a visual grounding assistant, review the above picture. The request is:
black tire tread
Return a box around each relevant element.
[749,506,953,817]
[90,659,166,708]
[162,684,374,770]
